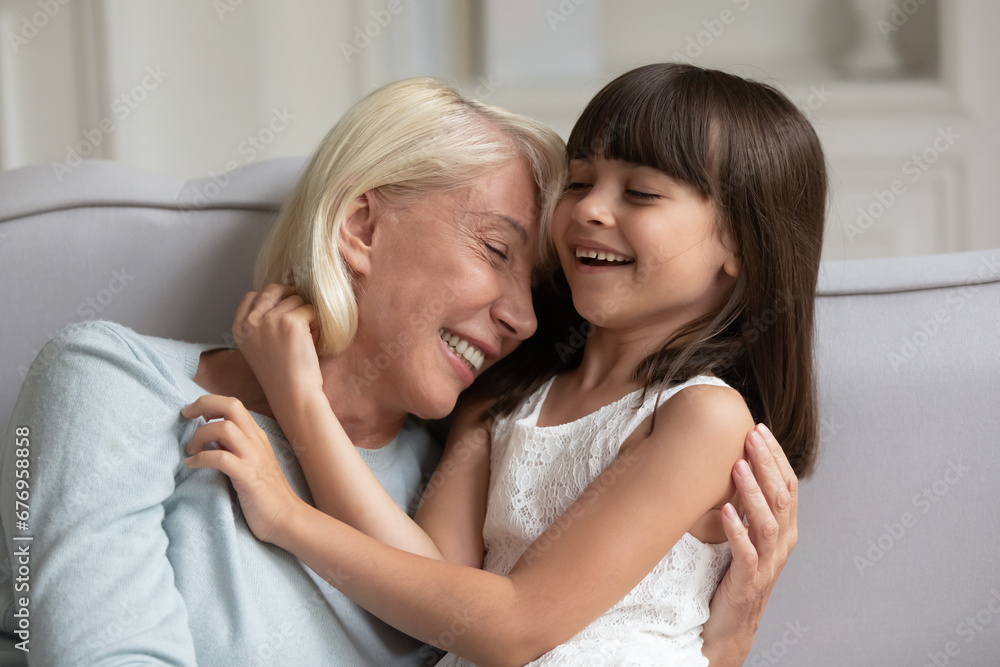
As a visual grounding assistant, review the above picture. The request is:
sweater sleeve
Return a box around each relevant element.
[0,321,198,665]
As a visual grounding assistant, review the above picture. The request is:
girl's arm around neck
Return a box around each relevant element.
[266,389,494,567]
[412,399,493,568]
[228,284,489,564]
[270,383,753,665]
[279,390,449,560]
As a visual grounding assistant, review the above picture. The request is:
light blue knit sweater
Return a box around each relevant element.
[0,320,443,666]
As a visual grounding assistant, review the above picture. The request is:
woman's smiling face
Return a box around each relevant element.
[348,158,540,420]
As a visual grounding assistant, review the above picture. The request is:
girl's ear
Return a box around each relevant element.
[723,252,740,279]
[338,192,376,277]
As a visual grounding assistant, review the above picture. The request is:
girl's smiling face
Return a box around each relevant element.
[551,157,740,338]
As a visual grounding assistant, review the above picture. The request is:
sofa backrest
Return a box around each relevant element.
[750,245,1000,665]
[1,159,998,665]
[0,157,305,430]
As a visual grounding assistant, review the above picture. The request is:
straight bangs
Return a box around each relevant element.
[565,65,718,199]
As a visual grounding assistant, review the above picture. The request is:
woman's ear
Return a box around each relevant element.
[338,192,377,277]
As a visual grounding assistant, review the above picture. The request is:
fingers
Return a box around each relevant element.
[232,284,317,349]
[184,419,250,457]
[233,290,260,344]
[733,457,780,555]
[759,423,799,531]
[721,502,758,583]
[233,284,298,337]
[181,394,264,442]
[746,425,793,522]
[185,448,243,475]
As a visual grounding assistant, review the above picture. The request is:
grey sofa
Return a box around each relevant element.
[0,159,997,666]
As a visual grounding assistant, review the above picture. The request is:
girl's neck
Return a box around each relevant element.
[571,322,687,392]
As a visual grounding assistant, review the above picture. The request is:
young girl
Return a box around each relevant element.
[183,64,825,665]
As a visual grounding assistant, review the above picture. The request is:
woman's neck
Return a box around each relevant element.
[193,348,407,450]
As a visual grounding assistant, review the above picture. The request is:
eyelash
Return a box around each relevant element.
[485,243,508,261]
[564,182,658,201]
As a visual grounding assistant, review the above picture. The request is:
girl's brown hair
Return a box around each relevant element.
[465,63,827,476]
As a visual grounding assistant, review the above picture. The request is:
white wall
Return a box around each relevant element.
[1,0,997,259]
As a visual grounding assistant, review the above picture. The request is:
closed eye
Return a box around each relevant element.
[626,189,659,201]
[486,243,508,261]
[565,182,590,193]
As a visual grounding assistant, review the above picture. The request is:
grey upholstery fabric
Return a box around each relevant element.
[1,159,997,665]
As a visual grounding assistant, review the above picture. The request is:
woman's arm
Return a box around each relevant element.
[185,381,753,666]
[700,424,799,666]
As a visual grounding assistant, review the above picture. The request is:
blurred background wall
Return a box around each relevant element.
[0,0,997,260]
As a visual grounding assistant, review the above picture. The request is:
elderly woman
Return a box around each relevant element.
[0,78,793,665]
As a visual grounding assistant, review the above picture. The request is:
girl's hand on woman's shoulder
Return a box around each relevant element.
[232,284,324,401]
[182,394,303,547]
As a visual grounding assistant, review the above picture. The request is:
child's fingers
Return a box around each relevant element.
[263,294,306,319]
[238,284,297,336]
[250,284,298,322]
[184,419,250,457]
[185,448,243,477]
[181,394,263,441]
[232,291,260,346]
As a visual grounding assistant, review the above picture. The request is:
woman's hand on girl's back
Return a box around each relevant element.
[182,394,302,547]
[232,284,325,402]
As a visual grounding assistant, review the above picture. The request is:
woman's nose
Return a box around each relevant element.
[492,279,538,342]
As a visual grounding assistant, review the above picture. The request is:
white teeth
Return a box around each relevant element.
[575,248,632,263]
[438,330,485,371]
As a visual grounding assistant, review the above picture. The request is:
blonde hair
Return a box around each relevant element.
[254,77,566,355]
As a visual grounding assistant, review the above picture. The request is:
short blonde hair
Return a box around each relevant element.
[254,77,566,355]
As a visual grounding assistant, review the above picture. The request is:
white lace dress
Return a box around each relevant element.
[436,374,733,667]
